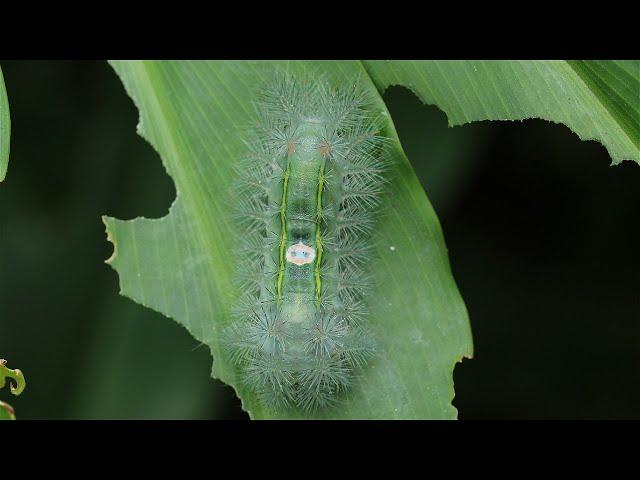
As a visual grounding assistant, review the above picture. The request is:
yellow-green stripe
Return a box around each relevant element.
[277,156,291,302]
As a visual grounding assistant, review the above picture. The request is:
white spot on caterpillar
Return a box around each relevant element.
[286,241,316,265]
[389,245,396,252]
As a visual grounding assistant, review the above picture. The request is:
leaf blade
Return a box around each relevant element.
[105,60,473,419]
[362,60,639,164]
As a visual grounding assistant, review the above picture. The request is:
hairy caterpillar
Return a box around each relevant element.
[224,73,390,411]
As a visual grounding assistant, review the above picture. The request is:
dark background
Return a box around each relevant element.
[0,61,637,419]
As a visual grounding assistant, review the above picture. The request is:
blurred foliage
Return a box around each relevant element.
[0,66,9,181]
[0,358,25,419]
[0,62,637,419]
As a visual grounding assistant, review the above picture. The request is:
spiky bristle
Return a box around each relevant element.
[222,72,390,412]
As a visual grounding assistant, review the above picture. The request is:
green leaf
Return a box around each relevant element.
[362,60,639,165]
[0,66,10,181]
[0,401,16,420]
[104,60,473,419]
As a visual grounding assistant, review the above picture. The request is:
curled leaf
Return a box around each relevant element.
[0,359,26,396]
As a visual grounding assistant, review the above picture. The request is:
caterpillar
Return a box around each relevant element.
[224,73,390,412]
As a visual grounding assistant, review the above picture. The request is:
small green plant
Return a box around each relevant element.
[0,359,26,420]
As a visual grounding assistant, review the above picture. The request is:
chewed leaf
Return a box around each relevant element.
[104,60,473,419]
[362,60,639,165]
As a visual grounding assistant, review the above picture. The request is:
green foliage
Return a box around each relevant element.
[104,61,472,419]
[103,60,638,419]
[0,66,9,181]
[362,60,639,164]
[0,61,232,420]
[0,359,25,420]
[0,60,637,419]
[0,402,14,420]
